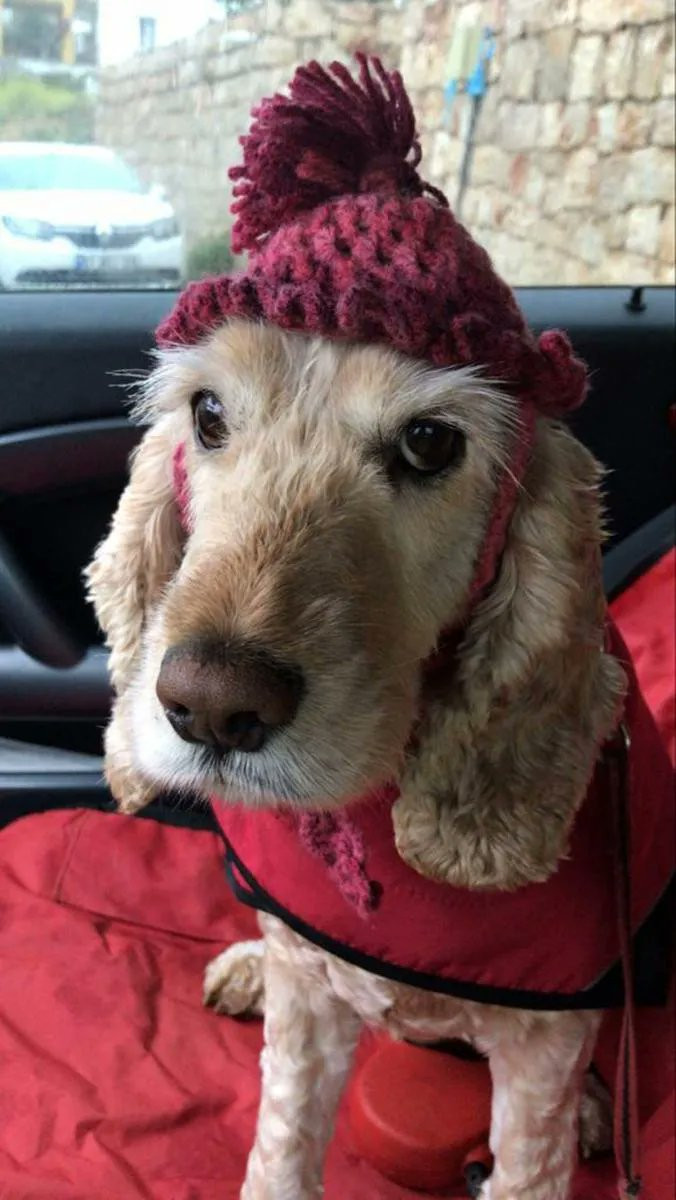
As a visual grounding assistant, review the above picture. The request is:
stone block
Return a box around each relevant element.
[501,36,539,100]
[256,33,300,67]
[546,146,599,210]
[660,23,675,95]
[500,197,543,242]
[653,98,676,146]
[602,251,656,284]
[332,22,367,53]
[421,0,452,40]
[537,149,567,177]
[538,27,575,101]
[279,0,332,36]
[606,212,628,249]
[470,144,512,187]
[597,155,633,213]
[633,23,674,99]
[326,0,375,27]
[596,102,618,153]
[616,102,655,150]
[626,204,663,256]
[569,34,603,100]
[263,0,287,33]
[429,130,464,185]
[474,88,500,141]
[508,0,578,37]
[539,102,563,147]
[416,88,445,133]
[375,5,406,45]
[400,40,446,90]
[458,189,481,224]
[603,28,635,99]
[599,146,675,211]
[561,100,593,147]
[499,101,541,149]
[523,211,568,252]
[571,219,605,265]
[580,0,671,32]
[471,188,509,230]
[499,230,571,285]
[400,0,427,41]
[560,257,595,284]
[629,145,672,204]
[523,163,548,207]
[658,206,675,263]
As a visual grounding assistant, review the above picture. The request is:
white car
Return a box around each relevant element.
[0,142,183,289]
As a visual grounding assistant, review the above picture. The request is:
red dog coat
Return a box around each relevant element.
[215,618,673,1010]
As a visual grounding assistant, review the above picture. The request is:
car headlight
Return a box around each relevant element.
[2,215,54,240]
[151,217,179,240]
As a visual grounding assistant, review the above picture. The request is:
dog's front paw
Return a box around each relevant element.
[203,939,265,1016]
[579,1070,612,1159]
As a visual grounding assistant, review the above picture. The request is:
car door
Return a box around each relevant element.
[0,289,159,825]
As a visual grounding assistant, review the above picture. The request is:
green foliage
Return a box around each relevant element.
[186,231,235,280]
[0,76,94,143]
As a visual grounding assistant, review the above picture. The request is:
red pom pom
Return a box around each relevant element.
[536,329,589,415]
[229,54,447,254]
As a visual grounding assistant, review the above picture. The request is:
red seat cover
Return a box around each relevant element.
[0,549,672,1199]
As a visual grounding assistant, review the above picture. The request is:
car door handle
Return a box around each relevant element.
[0,529,85,668]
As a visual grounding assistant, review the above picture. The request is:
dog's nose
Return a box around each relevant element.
[156,641,303,754]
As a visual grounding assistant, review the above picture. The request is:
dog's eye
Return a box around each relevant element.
[396,419,465,476]
[191,390,227,450]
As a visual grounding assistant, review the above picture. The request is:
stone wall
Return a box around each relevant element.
[96,0,675,284]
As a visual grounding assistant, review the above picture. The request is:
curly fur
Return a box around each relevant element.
[393,420,626,890]
[86,319,621,1198]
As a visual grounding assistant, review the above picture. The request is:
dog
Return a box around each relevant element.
[85,57,672,1200]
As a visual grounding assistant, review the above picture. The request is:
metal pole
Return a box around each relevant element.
[61,0,75,64]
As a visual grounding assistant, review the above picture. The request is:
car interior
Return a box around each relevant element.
[0,4,674,1197]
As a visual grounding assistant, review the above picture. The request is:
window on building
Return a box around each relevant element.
[138,16,156,55]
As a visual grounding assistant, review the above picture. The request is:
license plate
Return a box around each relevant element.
[74,253,138,273]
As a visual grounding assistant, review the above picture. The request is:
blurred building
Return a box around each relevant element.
[97,0,227,67]
[0,1,97,70]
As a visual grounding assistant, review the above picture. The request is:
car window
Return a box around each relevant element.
[1,0,674,291]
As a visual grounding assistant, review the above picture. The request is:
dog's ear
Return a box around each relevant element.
[85,417,185,811]
[86,417,184,692]
[393,421,627,890]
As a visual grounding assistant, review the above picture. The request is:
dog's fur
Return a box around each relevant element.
[87,320,625,1199]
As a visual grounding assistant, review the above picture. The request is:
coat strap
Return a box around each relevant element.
[605,722,642,1199]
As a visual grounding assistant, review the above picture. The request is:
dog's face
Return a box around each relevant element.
[120,320,518,808]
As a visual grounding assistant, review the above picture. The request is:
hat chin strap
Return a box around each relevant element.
[423,400,537,689]
[467,401,537,608]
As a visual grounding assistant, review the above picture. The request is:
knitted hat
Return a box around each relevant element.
[157,55,587,419]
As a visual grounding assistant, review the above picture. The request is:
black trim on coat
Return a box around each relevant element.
[223,842,672,1013]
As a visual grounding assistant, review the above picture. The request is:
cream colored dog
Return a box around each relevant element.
[86,319,623,1200]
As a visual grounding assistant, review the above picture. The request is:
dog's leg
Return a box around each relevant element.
[481,1010,602,1200]
[579,1068,612,1158]
[242,921,361,1200]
